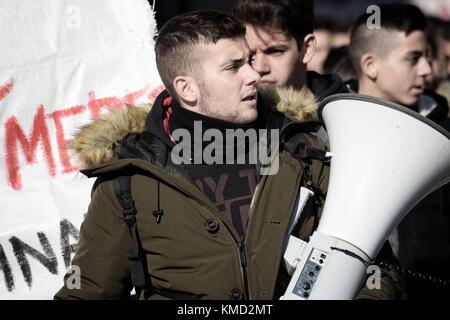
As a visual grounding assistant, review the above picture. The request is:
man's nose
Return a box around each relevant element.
[244,63,261,86]
[418,57,432,77]
[252,54,270,76]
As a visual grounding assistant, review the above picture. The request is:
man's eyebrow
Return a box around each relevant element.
[262,44,289,53]
[231,56,246,64]
[405,50,424,57]
[221,53,251,67]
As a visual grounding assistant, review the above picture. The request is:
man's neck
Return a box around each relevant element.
[289,66,309,94]
[358,78,385,100]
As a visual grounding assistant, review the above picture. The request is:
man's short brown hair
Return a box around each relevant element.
[233,0,314,49]
[349,3,427,76]
[155,10,246,98]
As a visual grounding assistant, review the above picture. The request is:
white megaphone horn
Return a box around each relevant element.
[282,93,450,300]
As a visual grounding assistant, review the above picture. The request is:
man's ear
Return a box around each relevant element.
[301,34,317,64]
[360,53,378,80]
[173,76,199,106]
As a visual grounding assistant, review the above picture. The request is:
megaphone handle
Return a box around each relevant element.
[282,232,370,300]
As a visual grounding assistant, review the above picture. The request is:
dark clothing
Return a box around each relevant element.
[307,71,349,101]
[307,71,349,146]
[167,100,258,236]
[393,90,450,299]
[416,89,450,131]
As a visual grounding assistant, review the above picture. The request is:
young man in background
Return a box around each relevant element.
[349,3,450,299]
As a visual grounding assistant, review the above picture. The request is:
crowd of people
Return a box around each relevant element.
[55,0,449,300]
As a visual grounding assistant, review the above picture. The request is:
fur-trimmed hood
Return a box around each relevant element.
[69,86,318,170]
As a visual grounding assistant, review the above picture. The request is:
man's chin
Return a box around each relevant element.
[234,109,258,124]
[397,96,419,107]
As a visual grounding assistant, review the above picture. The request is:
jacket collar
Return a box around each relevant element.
[69,86,319,170]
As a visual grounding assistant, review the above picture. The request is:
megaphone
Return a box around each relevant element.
[282,93,450,300]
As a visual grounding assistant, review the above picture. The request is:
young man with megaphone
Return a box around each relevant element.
[55,9,334,300]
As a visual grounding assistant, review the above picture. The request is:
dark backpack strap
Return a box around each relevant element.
[283,130,330,164]
[283,131,329,231]
[115,175,146,289]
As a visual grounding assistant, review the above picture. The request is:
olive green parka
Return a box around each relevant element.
[55,87,400,300]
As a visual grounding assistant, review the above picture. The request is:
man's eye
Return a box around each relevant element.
[407,55,421,65]
[227,64,239,71]
[266,48,284,55]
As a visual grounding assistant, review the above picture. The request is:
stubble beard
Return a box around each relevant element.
[198,82,254,124]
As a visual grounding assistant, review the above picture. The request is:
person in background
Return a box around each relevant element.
[308,16,333,74]
[233,0,348,101]
[426,18,450,112]
[349,3,450,299]
[233,0,348,147]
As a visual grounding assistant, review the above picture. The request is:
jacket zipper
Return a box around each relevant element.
[237,241,249,299]
[236,173,266,300]
[236,127,282,299]
[217,176,263,301]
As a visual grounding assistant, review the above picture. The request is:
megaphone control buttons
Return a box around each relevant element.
[302,282,311,291]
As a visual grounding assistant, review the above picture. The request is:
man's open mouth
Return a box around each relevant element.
[243,94,256,101]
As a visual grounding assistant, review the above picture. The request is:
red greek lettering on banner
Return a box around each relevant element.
[5,105,56,190]
[0,78,14,102]
[3,85,154,190]
[48,105,86,174]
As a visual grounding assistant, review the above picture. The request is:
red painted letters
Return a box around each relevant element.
[3,85,155,190]
[0,78,14,102]
[48,105,86,174]
[5,105,56,190]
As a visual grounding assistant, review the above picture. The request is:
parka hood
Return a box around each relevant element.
[69,86,317,170]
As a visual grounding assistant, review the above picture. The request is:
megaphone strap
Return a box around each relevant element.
[330,246,372,267]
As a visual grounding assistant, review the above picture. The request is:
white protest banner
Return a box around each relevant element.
[0,0,162,299]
